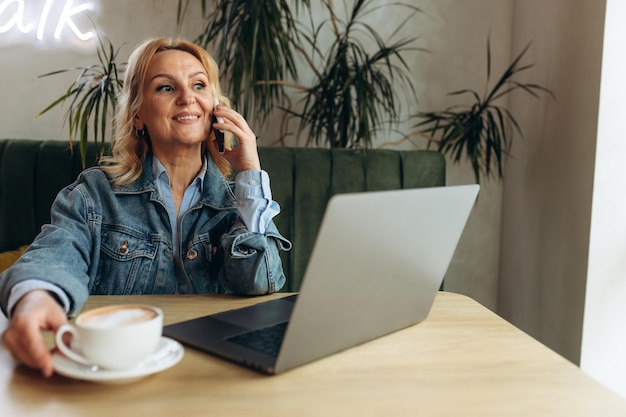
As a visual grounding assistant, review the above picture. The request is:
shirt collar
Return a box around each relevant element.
[113,153,236,210]
[152,155,207,192]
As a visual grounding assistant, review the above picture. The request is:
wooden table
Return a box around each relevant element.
[2,292,626,416]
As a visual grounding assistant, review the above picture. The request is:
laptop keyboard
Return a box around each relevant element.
[226,321,289,357]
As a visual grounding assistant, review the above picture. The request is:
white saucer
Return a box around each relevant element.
[52,337,184,384]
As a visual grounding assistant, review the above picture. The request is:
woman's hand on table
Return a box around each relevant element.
[2,290,67,377]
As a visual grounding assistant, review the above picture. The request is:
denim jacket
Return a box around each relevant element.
[0,154,291,316]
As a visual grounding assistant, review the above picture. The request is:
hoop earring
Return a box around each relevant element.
[135,128,145,138]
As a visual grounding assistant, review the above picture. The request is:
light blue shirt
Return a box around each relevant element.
[153,157,205,264]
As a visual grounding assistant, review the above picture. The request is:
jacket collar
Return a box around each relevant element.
[113,153,237,209]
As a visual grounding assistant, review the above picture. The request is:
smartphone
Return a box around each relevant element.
[212,91,225,154]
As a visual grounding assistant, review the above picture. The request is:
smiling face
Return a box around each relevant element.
[134,49,215,154]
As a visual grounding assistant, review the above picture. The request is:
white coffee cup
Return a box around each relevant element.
[55,304,163,370]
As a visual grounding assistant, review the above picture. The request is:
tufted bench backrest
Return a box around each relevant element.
[0,139,445,291]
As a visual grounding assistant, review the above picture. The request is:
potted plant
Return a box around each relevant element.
[278,0,422,149]
[34,36,124,167]
[410,39,553,183]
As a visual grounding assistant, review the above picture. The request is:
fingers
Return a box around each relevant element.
[213,105,261,172]
[3,290,68,378]
[4,316,53,377]
[213,105,256,144]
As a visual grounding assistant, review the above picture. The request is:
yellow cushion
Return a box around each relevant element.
[0,245,28,273]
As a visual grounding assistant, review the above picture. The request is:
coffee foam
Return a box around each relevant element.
[80,307,157,328]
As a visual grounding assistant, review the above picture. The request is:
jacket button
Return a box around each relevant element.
[118,241,129,256]
[186,249,198,260]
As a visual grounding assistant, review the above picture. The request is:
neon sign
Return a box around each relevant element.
[0,0,96,46]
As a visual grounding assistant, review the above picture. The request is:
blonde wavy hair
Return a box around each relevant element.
[100,37,232,186]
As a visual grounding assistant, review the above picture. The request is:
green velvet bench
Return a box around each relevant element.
[0,139,445,291]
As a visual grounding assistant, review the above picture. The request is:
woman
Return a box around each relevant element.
[0,38,291,377]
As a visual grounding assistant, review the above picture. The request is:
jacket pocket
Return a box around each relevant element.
[95,226,160,294]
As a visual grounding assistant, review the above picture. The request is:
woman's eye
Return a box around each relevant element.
[157,85,173,93]
[194,82,206,91]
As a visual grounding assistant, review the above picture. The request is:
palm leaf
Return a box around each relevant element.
[34,35,124,167]
[413,40,553,183]
[283,0,421,148]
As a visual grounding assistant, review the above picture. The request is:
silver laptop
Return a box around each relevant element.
[163,184,479,374]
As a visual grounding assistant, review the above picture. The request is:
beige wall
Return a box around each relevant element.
[412,1,512,311]
[500,0,605,365]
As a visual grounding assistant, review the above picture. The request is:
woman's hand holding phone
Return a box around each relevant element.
[211,103,261,172]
